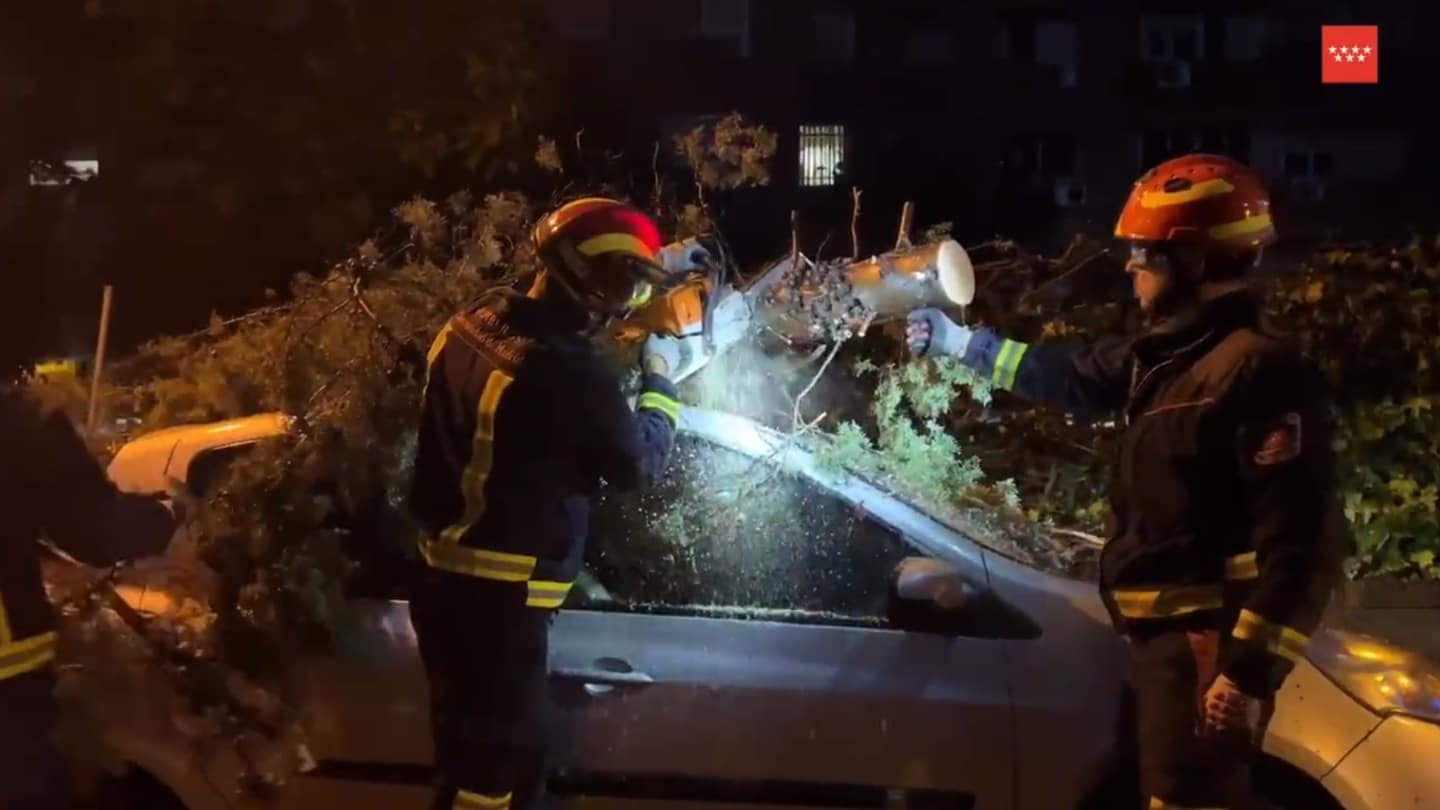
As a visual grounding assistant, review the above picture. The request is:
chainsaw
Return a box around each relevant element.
[609,233,977,384]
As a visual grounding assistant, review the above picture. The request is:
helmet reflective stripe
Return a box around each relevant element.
[1139,178,1236,208]
[576,232,655,260]
[1209,211,1274,240]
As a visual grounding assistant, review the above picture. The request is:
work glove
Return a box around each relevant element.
[1201,674,1264,742]
[906,308,973,358]
[642,332,714,382]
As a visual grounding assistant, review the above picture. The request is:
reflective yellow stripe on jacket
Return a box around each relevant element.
[0,632,59,681]
[438,369,514,544]
[1110,552,1260,619]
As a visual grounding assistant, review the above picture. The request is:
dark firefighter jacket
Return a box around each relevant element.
[0,386,174,682]
[408,287,680,610]
[959,287,1346,697]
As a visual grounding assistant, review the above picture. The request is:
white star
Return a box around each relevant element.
[1334,53,1343,61]
[1329,45,1337,53]
[1340,45,1350,53]
[1364,45,1372,54]
[1358,53,1367,61]
[1346,52,1355,61]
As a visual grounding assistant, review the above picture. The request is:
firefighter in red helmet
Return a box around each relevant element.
[407,197,696,810]
[907,155,1346,808]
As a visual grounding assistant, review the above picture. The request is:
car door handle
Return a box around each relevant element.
[550,667,655,686]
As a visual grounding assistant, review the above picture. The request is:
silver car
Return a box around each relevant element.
[88,408,1440,809]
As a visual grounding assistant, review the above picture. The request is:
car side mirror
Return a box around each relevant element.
[892,556,977,608]
[887,556,1042,640]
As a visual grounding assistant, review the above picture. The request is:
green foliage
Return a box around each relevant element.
[1266,239,1440,579]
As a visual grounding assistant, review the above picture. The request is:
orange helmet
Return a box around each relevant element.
[1114,153,1276,255]
[533,197,670,316]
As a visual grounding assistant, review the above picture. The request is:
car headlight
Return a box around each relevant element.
[1308,629,1440,723]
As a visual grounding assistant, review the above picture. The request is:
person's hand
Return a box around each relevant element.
[906,308,973,358]
[641,333,680,377]
[1202,674,1263,739]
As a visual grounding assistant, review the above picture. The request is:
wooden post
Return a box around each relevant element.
[850,187,862,259]
[895,201,915,250]
[86,285,113,433]
[790,209,800,265]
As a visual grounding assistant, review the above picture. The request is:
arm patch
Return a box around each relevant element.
[1250,412,1303,466]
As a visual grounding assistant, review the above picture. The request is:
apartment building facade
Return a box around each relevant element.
[543,0,1433,249]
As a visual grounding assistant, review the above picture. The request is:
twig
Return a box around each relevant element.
[895,201,915,250]
[1048,527,1107,548]
[850,187,862,259]
[790,210,800,268]
[1018,248,1112,307]
[651,141,662,207]
[793,338,846,430]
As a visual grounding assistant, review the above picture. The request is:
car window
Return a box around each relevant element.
[186,443,259,497]
[581,434,912,626]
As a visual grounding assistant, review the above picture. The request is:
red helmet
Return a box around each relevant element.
[533,197,670,316]
[1114,153,1276,255]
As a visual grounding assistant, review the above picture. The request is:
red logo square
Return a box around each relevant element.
[1322,25,1378,83]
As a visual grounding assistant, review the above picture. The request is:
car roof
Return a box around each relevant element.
[107,413,292,494]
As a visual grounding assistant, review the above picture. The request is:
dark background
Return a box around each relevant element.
[3,0,1434,369]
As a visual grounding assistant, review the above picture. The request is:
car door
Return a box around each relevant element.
[544,433,1019,810]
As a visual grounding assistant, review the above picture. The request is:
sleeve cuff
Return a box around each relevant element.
[639,371,679,399]
[961,328,1002,374]
[1223,609,1312,697]
[637,373,682,424]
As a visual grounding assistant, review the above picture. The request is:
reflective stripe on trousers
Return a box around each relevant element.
[1108,552,1259,619]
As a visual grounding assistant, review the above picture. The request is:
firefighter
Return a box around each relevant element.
[407,197,696,810]
[906,154,1346,809]
[0,382,176,808]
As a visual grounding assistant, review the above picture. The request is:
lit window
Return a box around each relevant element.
[799,125,846,187]
[29,159,99,187]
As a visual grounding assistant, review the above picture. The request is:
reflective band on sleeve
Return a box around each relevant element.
[418,539,537,582]
[1109,584,1224,619]
[454,789,513,809]
[637,390,682,424]
[0,632,58,681]
[438,370,515,544]
[526,580,575,609]
[1224,551,1259,581]
[1231,608,1310,662]
[991,339,1029,391]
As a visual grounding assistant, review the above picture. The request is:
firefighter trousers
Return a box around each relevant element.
[0,669,69,809]
[1129,627,1260,810]
[412,572,550,810]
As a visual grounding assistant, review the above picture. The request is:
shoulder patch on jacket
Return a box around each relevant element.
[1252,412,1302,466]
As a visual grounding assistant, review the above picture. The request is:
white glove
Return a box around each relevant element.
[906,308,973,358]
[643,333,712,382]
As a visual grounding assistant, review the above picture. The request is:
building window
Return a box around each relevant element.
[1034,19,1079,87]
[1284,150,1336,179]
[1223,15,1266,61]
[808,8,857,63]
[1140,14,1205,62]
[1139,129,1249,170]
[29,159,99,187]
[545,0,610,38]
[906,28,952,65]
[799,124,846,187]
